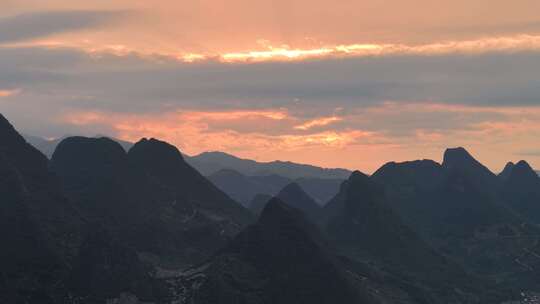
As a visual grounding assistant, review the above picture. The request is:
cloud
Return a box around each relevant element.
[294,116,342,131]
[517,150,540,157]
[0,88,20,97]
[48,100,540,172]
[57,109,378,154]
[1,43,540,172]
[0,10,130,44]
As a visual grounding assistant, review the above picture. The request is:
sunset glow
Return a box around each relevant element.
[9,33,540,64]
[0,89,20,98]
[1,0,540,172]
[55,101,540,172]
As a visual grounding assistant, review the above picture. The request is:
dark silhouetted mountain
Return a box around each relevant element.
[51,136,252,269]
[324,171,503,303]
[0,114,166,303]
[0,114,84,303]
[182,198,377,304]
[127,138,252,227]
[505,160,540,188]
[499,162,515,180]
[5,113,540,303]
[51,136,140,225]
[373,152,539,292]
[24,134,133,158]
[500,160,540,224]
[442,147,500,191]
[208,169,289,206]
[295,177,345,205]
[248,193,273,215]
[68,229,165,302]
[276,182,323,223]
[186,151,352,179]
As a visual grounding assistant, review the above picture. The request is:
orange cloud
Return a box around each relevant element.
[57,102,540,173]
[11,33,540,64]
[58,109,378,160]
[294,116,342,130]
[0,89,21,97]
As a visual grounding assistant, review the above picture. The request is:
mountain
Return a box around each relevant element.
[177,198,378,304]
[499,162,515,180]
[248,193,273,215]
[24,134,133,158]
[324,171,503,303]
[372,150,539,291]
[0,114,84,303]
[500,160,540,224]
[0,114,167,303]
[209,168,344,206]
[51,137,252,268]
[127,138,251,224]
[26,134,348,202]
[186,151,352,179]
[68,229,164,302]
[276,183,323,223]
[295,177,346,205]
[208,169,289,206]
[442,147,501,191]
[7,114,540,302]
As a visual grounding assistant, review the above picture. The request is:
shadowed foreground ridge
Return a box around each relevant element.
[184,198,375,304]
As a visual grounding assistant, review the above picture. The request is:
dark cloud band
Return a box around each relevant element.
[0,10,131,43]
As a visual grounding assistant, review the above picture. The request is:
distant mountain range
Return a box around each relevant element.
[24,135,352,179]
[208,168,344,206]
[185,151,352,179]
[25,135,350,206]
[2,117,538,303]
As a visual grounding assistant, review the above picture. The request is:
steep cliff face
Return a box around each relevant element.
[0,114,84,303]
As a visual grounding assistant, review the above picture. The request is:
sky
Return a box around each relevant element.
[1,1,540,173]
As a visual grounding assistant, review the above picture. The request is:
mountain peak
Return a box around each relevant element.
[442,147,499,190]
[347,170,383,195]
[52,136,127,170]
[276,182,322,222]
[372,159,444,191]
[210,168,246,179]
[198,196,366,304]
[443,147,476,168]
[278,182,305,197]
[0,113,27,147]
[499,161,515,180]
[259,198,299,223]
[129,137,185,163]
[509,160,539,182]
[248,193,273,215]
[515,159,534,171]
